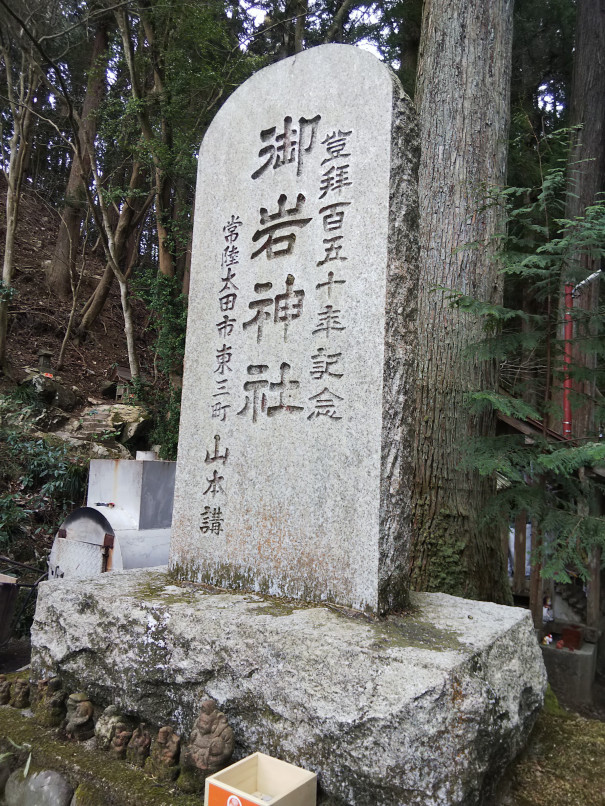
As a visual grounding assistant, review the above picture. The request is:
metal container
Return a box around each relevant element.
[0,580,19,643]
[48,454,176,580]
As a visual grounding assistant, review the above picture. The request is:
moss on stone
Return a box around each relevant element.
[370,614,464,651]
[0,705,200,806]
[71,782,107,806]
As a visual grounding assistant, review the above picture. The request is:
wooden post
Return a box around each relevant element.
[586,546,601,629]
[513,510,527,595]
[529,523,543,630]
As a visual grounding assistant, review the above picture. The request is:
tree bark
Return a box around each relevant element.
[0,44,38,369]
[46,22,109,298]
[409,0,514,601]
[76,161,150,337]
[116,6,175,278]
[562,0,605,439]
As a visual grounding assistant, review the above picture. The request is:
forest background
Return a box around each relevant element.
[0,0,604,608]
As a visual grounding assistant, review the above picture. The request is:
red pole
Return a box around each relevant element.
[563,283,573,439]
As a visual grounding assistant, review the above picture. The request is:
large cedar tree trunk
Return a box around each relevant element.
[563,0,605,439]
[47,23,109,298]
[409,0,514,601]
[562,0,605,628]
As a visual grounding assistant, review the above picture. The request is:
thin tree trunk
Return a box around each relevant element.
[76,161,150,337]
[47,22,109,298]
[116,7,175,278]
[0,46,38,369]
[58,212,91,369]
[409,0,514,601]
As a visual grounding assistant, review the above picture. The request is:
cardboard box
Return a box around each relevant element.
[205,752,317,806]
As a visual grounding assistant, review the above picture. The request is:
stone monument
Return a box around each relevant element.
[31,45,547,806]
[170,44,418,614]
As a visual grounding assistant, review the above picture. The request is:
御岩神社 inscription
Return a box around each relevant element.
[169,44,419,613]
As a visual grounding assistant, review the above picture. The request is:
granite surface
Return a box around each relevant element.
[32,569,547,806]
[170,44,419,613]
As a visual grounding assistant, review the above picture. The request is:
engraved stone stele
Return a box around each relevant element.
[170,43,419,614]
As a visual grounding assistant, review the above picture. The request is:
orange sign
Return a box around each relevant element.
[207,783,263,806]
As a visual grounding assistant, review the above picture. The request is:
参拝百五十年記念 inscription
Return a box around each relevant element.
[170,44,419,614]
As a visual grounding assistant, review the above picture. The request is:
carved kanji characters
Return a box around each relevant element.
[200,506,224,535]
[310,347,343,380]
[317,235,347,266]
[237,363,303,422]
[307,387,344,420]
[214,344,233,374]
[312,304,345,338]
[205,434,229,465]
[242,282,273,343]
[251,115,321,179]
[216,315,236,338]
[219,292,237,312]
[211,401,230,422]
[266,362,303,417]
[321,130,352,164]
[320,202,350,232]
[237,364,269,423]
[319,165,352,199]
[203,470,224,496]
[316,270,346,299]
[274,275,304,342]
[213,378,229,398]
[251,193,311,260]
[220,266,238,293]
[243,277,305,343]
[222,244,240,269]
[223,215,242,243]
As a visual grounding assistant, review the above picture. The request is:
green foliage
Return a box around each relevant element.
[0,422,88,548]
[132,270,187,458]
[133,270,187,376]
[0,281,17,303]
[452,134,605,582]
[0,493,30,546]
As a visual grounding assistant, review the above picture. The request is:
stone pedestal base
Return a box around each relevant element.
[541,641,597,706]
[31,569,546,806]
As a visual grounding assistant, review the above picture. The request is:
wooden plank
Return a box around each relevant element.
[513,511,527,594]
[586,546,601,629]
[529,525,543,630]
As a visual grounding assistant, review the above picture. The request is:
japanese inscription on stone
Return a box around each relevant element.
[170,45,418,614]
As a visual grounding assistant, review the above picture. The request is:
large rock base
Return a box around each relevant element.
[31,569,546,806]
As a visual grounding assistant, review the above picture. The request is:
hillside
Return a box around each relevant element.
[0,177,159,574]
[0,174,155,402]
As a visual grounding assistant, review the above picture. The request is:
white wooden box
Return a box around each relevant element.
[204,752,317,806]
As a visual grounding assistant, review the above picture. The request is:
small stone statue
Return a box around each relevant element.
[144,726,181,782]
[9,678,30,709]
[0,675,11,705]
[127,723,152,767]
[109,722,134,759]
[95,705,124,750]
[64,692,95,740]
[177,699,234,793]
[34,677,66,727]
[30,678,45,709]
